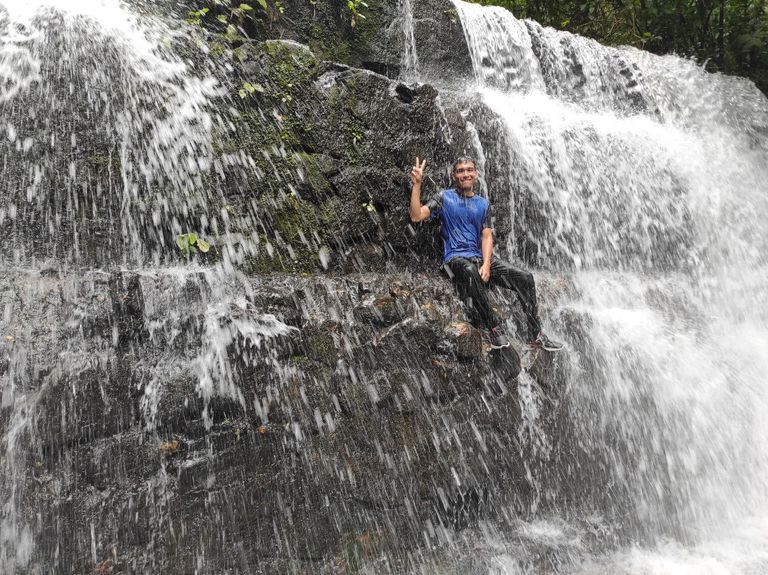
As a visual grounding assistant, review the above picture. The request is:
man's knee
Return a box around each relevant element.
[494,258,533,280]
[521,270,535,287]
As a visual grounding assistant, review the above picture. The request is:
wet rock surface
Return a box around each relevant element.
[0,267,576,573]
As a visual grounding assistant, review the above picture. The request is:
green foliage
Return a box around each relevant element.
[176,233,212,258]
[238,81,264,98]
[205,0,364,27]
[468,0,768,93]
[347,0,369,27]
[186,7,209,26]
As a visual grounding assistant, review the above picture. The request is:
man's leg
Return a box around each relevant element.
[446,257,500,330]
[489,258,542,341]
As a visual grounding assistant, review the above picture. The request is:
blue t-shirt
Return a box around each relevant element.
[427,189,493,263]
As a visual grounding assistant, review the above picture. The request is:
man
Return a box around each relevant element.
[409,156,563,351]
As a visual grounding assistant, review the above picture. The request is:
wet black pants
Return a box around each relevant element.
[446,257,542,340]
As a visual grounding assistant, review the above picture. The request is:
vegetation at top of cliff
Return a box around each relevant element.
[468,0,768,94]
[188,0,367,31]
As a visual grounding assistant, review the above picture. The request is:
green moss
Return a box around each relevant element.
[243,243,330,274]
[84,151,120,173]
[205,40,378,274]
[305,333,337,366]
[307,21,353,64]
[263,40,319,90]
[272,194,338,244]
[323,80,367,164]
[208,41,227,58]
[294,152,334,198]
[347,0,382,57]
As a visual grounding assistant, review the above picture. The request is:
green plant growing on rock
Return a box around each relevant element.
[176,233,211,259]
[238,81,264,98]
[186,7,209,25]
[347,0,368,27]
[362,195,376,213]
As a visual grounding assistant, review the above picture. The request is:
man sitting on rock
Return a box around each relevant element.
[409,156,563,351]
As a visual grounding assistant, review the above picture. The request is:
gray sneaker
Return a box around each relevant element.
[489,327,510,349]
[527,332,564,351]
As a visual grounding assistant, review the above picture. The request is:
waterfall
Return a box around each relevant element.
[399,0,420,83]
[2,0,767,570]
[0,0,260,267]
[450,0,768,569]
[450,1,545,93]
[0,2,295,570]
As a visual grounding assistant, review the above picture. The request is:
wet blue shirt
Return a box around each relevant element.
[427,189,493,263]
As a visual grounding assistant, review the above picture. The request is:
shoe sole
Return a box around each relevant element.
[527,343,564,352]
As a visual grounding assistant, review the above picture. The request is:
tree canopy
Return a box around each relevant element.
[468,0,768,94]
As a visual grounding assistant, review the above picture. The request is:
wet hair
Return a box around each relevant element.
[452,156,476,172]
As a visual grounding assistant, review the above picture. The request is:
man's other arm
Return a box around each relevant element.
[480,228,492,282]
[409,157,431,223]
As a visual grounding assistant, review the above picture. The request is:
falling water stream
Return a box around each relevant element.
[0,1,297,571]
[399,0,419,84]
[447,1,768,573]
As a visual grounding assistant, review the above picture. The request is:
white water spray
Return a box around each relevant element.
[450,0,768,570]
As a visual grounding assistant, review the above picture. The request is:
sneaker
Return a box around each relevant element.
[489,326,510,349]
[527,331,564,351]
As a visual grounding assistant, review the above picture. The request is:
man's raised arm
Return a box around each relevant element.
[409,157,431,223]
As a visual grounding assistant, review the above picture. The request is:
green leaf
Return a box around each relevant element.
[176,234,189,251]
[239,3,254,10]
[243,81,256,93]
[238,88,247,98]
[197,239,211,253]
[225,24,240,41]
[257,0,268,10]
[217,14,228,22]
[187,232,197,246]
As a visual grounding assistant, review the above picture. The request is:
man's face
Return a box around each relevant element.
[453,161,477,193]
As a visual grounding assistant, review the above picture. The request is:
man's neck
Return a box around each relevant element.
[456,187,475,197]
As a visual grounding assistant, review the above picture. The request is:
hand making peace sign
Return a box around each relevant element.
[411,157,427,187]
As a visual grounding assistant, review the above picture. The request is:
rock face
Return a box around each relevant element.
[213,37,478,275]
[0,3,607,574]
[0,268,571,573]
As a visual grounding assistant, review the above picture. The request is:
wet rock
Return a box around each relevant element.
[1,269,571,573]
[109,272,147,348]
[341,243,389,274]
[353,294,416,328]
[412,0,475,86]
[302,320,342,366]
[442,321,483,360]
[223,39,469,273]
[489,346,522,382]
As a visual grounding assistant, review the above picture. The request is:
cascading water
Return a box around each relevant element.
[0,1,298,571]
[450,0,768,571]
[399,0,419,83]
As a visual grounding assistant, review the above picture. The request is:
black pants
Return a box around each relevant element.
[446,257,541,340]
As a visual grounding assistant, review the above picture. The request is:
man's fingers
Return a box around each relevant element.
[420,158,427,170]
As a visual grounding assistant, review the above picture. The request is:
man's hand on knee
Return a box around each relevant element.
[479,262,491,283]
